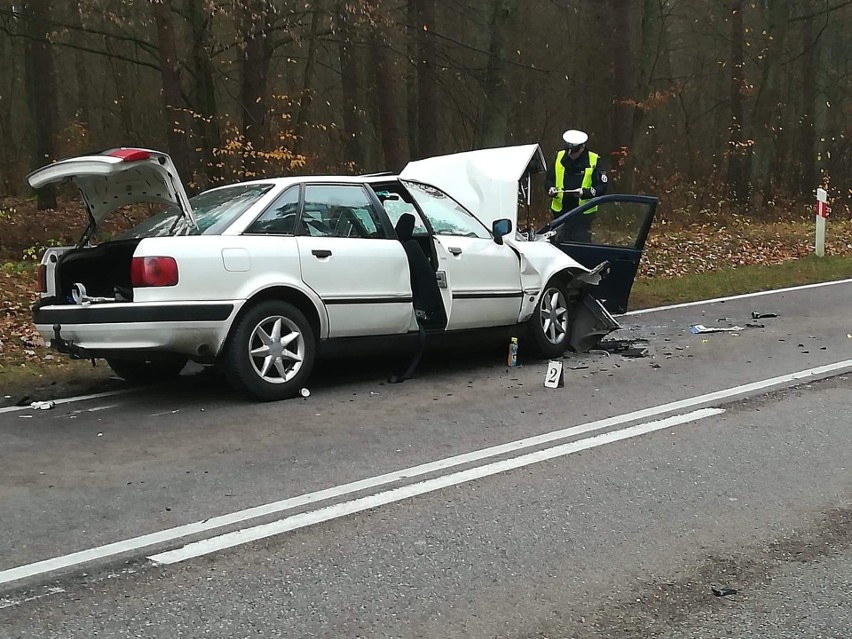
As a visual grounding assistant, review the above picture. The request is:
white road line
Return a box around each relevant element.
[150,408,726,564]
[0,389,134,415]
[1,360,849,587]
[623,278,852,316]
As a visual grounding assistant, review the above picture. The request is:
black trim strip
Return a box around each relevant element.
[324,297,413,305]
[33,304,234,325]
[452,291,524,300]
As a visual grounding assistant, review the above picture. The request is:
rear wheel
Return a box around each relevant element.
[106,356,188,385]
[222,300,316,401]
[526,280,573,359]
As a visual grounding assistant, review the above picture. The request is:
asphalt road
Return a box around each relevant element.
[1,281,851,638]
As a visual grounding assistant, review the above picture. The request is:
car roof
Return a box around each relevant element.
[218,174,404,190]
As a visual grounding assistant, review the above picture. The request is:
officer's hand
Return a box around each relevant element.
[580,187,595,199]
[547,187,558,198]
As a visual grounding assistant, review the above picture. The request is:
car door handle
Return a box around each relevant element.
[311,249,332,258]
[448,247,463,256]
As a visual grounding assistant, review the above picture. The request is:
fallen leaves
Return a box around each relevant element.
[639,220,852,279]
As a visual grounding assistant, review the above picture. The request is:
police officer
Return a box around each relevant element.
[545,129,608,242]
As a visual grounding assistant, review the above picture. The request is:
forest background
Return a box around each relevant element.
[0,0,849,216]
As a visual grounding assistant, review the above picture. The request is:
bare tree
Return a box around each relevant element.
[370,17,408,171]
[153,0,193,185]
[415,0,438,158]
[23,0,59,209]
[726,0,747,200]
[476,0,520,148]
[239,0,274,178]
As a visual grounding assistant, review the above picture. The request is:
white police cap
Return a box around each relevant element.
[562,129,588,149]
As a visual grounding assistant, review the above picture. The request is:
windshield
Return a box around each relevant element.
[117,184,274,239]
[401,180,490,239]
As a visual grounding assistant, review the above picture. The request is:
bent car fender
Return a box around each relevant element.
[510,239,590,322]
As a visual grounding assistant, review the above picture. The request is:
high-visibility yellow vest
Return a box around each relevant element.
[552,151,599,214]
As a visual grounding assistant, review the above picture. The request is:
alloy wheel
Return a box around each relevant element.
[539,287,569,345]
[247,315,305,384]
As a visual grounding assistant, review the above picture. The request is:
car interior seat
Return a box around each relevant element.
[394,213,446,328]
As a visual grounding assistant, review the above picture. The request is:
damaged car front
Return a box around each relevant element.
[399,144,657,353]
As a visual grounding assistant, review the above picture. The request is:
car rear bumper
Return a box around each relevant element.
[33,301,240,360]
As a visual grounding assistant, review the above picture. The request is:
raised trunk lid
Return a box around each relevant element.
[27,148,195,243]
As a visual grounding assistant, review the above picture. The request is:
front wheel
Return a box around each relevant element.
[526,280,573,359]
[222,300,316,401]
[106,356,188,385]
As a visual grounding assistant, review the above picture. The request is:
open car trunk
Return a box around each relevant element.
[28,148,193,304]
[42,239,142,306]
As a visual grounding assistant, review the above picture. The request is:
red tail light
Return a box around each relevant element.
[131,257,179,287]
[107,148,151,162]
[37,264,47,293]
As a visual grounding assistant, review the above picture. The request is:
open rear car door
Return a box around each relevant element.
[539,195,658,314]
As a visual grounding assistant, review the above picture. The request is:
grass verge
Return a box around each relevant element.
[629,255,852,310]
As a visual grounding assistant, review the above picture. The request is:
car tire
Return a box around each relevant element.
[222,300,316,401]
[106,356,188,385]
[526,279,573,359]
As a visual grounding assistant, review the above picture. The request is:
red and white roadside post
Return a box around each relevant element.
[815,187,829,257]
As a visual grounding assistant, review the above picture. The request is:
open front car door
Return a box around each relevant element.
[539,194,658,314]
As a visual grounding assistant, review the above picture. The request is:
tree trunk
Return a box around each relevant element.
[406,0,419,158]
[338,7,362,167]
[812,13,832,188]
[370,26,408,172]
[626,0,663,192]
[415,0,438,158]
[726,0,748,200]
[186,0,221,186]
[24,0,58,209]
[749,0,792,204]
[67,0,90,128]
[293,4,322,159]
[239,0,273,178]
[798,3,819,194]
[608,0,634,159]
[153,0,193,186]
[0,21,16,193]
[476,0,520,148]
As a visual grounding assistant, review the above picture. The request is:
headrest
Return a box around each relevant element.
[395,213,415,241]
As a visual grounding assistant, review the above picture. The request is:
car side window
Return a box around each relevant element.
[402,181,490,239]
[302,185,388,239]
[372,188,430,236]
[245,186,300,235]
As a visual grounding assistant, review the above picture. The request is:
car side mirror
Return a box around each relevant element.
[492,218,512,245]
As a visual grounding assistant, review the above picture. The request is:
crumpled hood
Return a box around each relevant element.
[400,144,546,228]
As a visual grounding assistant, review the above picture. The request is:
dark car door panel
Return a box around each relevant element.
[539,194,658,314]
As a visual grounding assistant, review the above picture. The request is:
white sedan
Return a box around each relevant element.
[28,145,657,400]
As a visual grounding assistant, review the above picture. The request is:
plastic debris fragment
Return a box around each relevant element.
[690,324,745,334]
